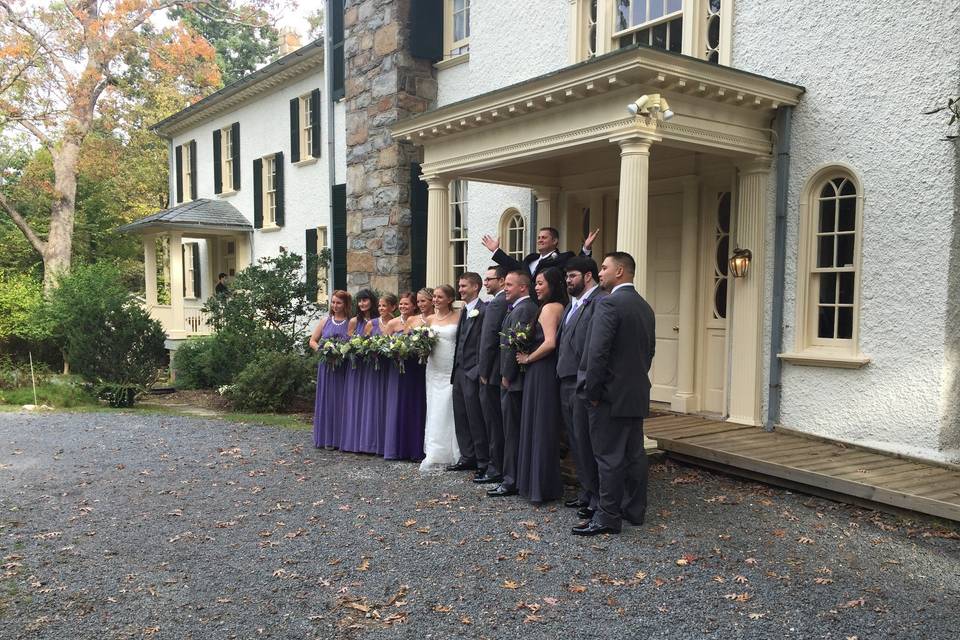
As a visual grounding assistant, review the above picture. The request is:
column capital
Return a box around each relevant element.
[737,156,773,175]
[611,132,661,155]
[531,185,559,200]
[422,174,451,190]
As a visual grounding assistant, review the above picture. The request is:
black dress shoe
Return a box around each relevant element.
[571,521,620,536]
[486,484,518,497]
[473,474,503,485]
[473,467,487,480]
[577,506,595,520]
[564,498,588,509]
[445,460,478,472]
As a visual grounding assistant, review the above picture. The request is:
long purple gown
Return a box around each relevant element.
[383,329,426,461]
[357,318,389,455]
[312,316,350,449]
[339,319,368,453]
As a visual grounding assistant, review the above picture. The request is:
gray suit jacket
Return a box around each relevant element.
[556,287,607,381]
[478,291,508,385]
[579,285,656,418]
[499,297,538,392]
[451,299,486,383]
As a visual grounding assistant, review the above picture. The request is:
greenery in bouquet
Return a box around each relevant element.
[346,335,366,369]
[364,334,392,370]
[408,325,438,364]
[316,337,348,369]
[500,322,534,370]
[386,334,413,373]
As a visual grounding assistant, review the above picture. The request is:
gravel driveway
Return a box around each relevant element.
[1,411,958,639]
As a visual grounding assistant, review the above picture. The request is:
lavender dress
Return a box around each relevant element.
[383,329,426,461]
[339,319,368,453]
[312,316,350,449]
[357,318,389,455]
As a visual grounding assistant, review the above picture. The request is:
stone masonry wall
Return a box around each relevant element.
[343,0,437,294]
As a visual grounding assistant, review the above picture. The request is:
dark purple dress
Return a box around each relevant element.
[357,318,389,455]
[516,320,564,503]
[312,316,350,449]
[339,319,368,453]
[383,329,426,461]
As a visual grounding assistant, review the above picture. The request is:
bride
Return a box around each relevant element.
[420,284,461,472]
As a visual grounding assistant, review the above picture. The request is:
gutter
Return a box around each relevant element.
[766,105,794,431]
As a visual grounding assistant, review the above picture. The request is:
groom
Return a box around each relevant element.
[475,265,509,485]
[573,252,656,536]
[488,270,537,498]
[448,272,489,478]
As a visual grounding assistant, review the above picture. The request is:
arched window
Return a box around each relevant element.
[782,166,869,368]
[499,208,526,262]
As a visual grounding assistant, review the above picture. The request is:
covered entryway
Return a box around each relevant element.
[392,45,803,426]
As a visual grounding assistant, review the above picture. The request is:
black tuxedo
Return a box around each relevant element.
[477,291,508,477]
[556,286,606,508]
[451,300,488,468]
[491,247,587,279]
[580,284,656,531]
[498,296,538,490]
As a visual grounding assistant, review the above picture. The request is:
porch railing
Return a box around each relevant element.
[146,303,213,337]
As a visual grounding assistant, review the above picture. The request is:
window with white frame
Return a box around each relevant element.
[301,94,314,155]
[263,155,277,226]
[183,242,196,299]
[444,0,470,58]
[615,0,683,52]
[784,167,867,366]
[500,208,526,262]
[221,126,234,190]
[181,142,193,202]
[450,180,468,282]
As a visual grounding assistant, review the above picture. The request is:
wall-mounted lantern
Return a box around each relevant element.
[729,247,752,278]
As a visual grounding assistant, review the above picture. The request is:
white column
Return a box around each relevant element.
[614,134,658,296]
[672,177,700,413]
[533,187,558,237]
[425,175,451,287]
[235,232,251,271]
[143,235,158,307]
[728,158,772,426]
[168,231,185,339]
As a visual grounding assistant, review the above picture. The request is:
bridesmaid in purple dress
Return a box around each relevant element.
[383,292,428,461]
[309,290,352,449]
[357,294,398,455]
[340,289,376,453]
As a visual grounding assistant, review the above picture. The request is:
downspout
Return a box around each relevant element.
[766,105,794,431]
[324,0,337,276]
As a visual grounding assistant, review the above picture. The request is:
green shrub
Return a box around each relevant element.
[172,331,259,389]
[0,355,52,390]
[224,351,312,413]
[0,378,95,408]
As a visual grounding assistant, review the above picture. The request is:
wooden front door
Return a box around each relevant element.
[647,193,683,403]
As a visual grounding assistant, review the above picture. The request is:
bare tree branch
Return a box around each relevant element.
[0,191,46,254]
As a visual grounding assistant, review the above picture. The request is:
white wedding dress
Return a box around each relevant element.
[419,323,461,472]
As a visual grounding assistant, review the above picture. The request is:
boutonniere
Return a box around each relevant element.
[468,308,480,318]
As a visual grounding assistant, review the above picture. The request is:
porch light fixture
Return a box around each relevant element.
[729,247,752,278]
[627,94,674,121]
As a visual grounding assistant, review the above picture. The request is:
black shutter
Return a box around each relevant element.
[305,228,318,301]
[192,243,201,298]
[213,129,222,194]
[175,145,183,203]
[253,158,263,229]
[410,163,428,291]
[274,151,285,227]
[189,140,198,201]
[310,88,322,158]
[331,0,345,100]
[181,244,187,297]
[332,183,347,291]
[289,97,301,163]
[231,122,241,190]
[410,0,444,62]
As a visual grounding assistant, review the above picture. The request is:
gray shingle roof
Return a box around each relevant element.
[117,199,252,234]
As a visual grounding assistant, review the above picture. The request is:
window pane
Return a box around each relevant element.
[652,22,667,48]
[650,0,664,20]
[709,0,721,13]
[718,192,731,232]
[818,306,835,339]
[714,279,727,319]
[632,0,646,25]
[836,233,855,267]
[617,0,630,30]
[707,14,720,48]
[668,18,682,52]
[454,12,466,40]
[840,179,856,197]
[668,0,683,12]
[839,272,855,304]
[819,201,835,233]
[819,272,837,303]
[716,235,729,276]
[707,50,719,63]
[820,183,835,199]
[837,307,853,339]
[838,197,856,232]
[590,0,598,21]
[817,236,834,268]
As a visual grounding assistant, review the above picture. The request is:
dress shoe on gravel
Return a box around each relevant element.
[571,521,620,536]
[486,484,518,497]
[576,506,595,520]
[445,460,477,472]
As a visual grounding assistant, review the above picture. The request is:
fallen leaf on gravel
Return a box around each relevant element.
[526,532,541,541]
[460,616,473,625]
[543,597,559,605]
[338,504,351,511]
[840,598,865,609]
[772,528,786,537]
[814,577,834,585]
[734,575,749,584]
[285,528,306,539]
[402,519,417,527]
[653,577,667,588]
[567,583,587,593]
[327,558,341,565]
[433,605,453,612]
[216,597,232,603]
[503,580,520,589]
[797,536,815,545]
[634,571,647,580]
[345,602,371,613]
[723,593,753,602]
[713,576,725,583]
[675,558,689,566]
[535,563,551,572]
[143,627,160,636]
[748,612,765,620]
[671,474,699,485]
[523,614,545,623]
[356,559,370,571]
[744,558,758,566]
[416,527,431,534]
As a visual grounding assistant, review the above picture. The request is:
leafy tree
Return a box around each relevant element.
[0,271,52,345]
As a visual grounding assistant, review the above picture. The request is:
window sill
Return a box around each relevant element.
[434,52,469,70]
[217,189,238,198]
[778,351,871,369]
[259,224,282,233]
[293,157,319,167]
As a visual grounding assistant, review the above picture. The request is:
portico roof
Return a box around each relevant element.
[117,199,252,236]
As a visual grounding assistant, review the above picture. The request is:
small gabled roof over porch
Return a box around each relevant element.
[117,199,252,236]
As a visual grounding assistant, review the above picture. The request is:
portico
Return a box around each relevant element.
[392,45,803,426]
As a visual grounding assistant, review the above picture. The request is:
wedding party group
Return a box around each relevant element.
[310,227,656,536]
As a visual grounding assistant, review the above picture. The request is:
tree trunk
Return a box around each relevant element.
[43,139,81,292]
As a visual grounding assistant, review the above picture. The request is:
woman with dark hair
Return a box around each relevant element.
[514,267,569,503]
[383,292,426,461]
[341,289,377,453]
[357,294,398,455]
[309,289,352,450]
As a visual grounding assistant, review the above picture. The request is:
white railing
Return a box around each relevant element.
[146,303,213,337]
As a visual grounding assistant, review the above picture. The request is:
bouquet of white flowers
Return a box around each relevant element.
[408,325,438,365]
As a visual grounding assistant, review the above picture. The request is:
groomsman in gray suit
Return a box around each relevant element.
[475,265,508,485]
[449,272,489,477]
[556,257,605,520]
[573,251,656,536]
[488,270,537,498]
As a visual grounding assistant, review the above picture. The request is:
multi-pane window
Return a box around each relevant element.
[301,95,313,155]
[317,226,329,304]
[222,127,233,190]
[181,143,193,202]
[704,0,722,63]
[264,155,277,225]
[183,242,196,299]
[813,177,858,341]
[450,180,468,282]
[711,192,731,320]
[446,0,470,57]
[615,0,683,53]
[502,209,526,262]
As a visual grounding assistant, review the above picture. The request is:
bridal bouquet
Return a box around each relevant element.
[500,322,534,370]
[408,325,439,364]
[364,334,392,370]
[316,337,349,368]
[346,335,366,369]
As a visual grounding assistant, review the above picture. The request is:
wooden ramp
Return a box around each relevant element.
[645,414,960,522]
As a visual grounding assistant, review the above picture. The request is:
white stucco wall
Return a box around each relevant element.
[732,1,960,461]
[464,182,533,278]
